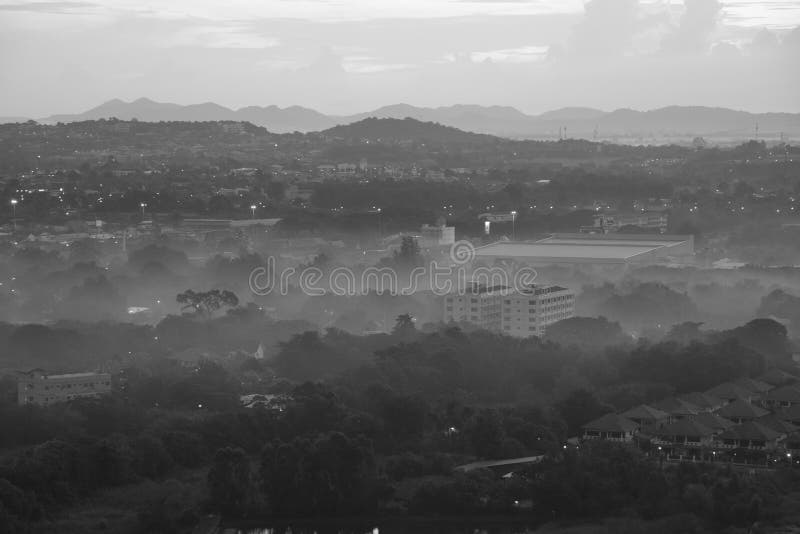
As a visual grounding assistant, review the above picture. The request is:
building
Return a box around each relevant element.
[443,284,509,332]
[444,284,575,338]
[582,212,669,234]
[715,399,769,424]
[762,385,800,410]
[651,397,701,419]
[706,382,757,403]
[17,369,111,406]
[501,284,575,337]
[620,404,671,426]
[581,413,639,442]
[420,223,455,247]
[715,422,785,451]
[473,233,694,267]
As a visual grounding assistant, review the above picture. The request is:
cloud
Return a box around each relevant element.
[661,0,722,54]
[0,1,96,13]
[567,0,641,59]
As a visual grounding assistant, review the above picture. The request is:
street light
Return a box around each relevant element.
[511,210,517,240]
[250,204,257,219]
[10,199,17,232]
[140,202,146,218]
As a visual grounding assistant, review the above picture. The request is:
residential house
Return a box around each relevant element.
[651,397,701,419]
[715,399,769,424]
[621,404,671,426]
[715,421,785,451]
[581,413,639,442]
[734,377,773,396]
[777,404,800,426]
[679,392,726,412]
[689,412,736,433]
[706,382,757,403]
[757,368,799,387]
[762,385,800,410]
[651,419,716,458]
[756,414,799,435]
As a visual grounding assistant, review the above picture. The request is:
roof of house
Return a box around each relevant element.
[715,399,770,419]
[706,382,754,400]
[679,392,725,410]
[734,377,773,394]
[690,412,736,431]
[764,385,800,403]
[756,414,799,434]
[654,419,715,438]
[582,413,639,433]
[757,368,799,386]
[651,397,701,416]
[777,404,800,422]
[717,422,784,442]
[621,404,671,421]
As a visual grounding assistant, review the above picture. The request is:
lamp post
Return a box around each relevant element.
[250,204,257,219]
[140,202,146,218]
[511,210,517,240]
[10,199,17,232]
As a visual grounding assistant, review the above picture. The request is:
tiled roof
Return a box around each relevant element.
[582,413,639,433]
[715,399,769,419]
[679,392,725,410]
[757,368,799,386]
[706,382,754,400]
[717,421,783,442]
[764,385,800,403]
[621,404,670,421]
[652,397,700,416]
[734,378,773,394]
[690,412,735,431]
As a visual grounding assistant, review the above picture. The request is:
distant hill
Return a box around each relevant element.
[26,97,800,142]
[321,117,497,144]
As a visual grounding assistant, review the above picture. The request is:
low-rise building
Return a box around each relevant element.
[17,369,111,406]
[581,413,639,442]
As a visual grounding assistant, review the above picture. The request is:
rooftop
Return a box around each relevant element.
[716,399,769,419]
[474,241,662,263]
[582,413,639,433]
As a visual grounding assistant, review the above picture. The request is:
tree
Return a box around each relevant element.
[392,313,416,338]
[207,447,251,515]
[176,289,239,318]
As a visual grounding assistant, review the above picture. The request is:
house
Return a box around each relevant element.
[651,419,716,449]
[581,413,639,442]
[715,399,769,423]
[706,382,757,403]
[734,377,773,395]
[755,414,799,435]
[715,422,784,450]
[679,392,726,412]
[757,368,799,387]
[777,404,800,426]
[762,385,800,410]
[621,404,671,426]
[651,397,701,419]
[689,412,736,433]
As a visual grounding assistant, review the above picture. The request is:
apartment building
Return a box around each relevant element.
[444,284,575,338]
[17,369,111,406]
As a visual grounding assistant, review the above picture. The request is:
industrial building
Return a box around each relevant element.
[17,369,111,406]
[474,233,694,266]
[444,283,575,337]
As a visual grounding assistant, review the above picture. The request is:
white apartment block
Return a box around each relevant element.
[18,369,112,406]
[444,284,575,338]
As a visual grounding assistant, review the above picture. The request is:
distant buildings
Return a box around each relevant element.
[474,233,694,266]
[582,212,669,234]
[444,283,575,338]
[420,223,455,247]
[17,369,111,406]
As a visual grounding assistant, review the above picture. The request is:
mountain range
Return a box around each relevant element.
[4,97,799,141]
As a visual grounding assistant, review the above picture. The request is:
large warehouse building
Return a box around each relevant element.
[474,233,694,266]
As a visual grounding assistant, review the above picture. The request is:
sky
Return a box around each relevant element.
[1,0,799,117]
